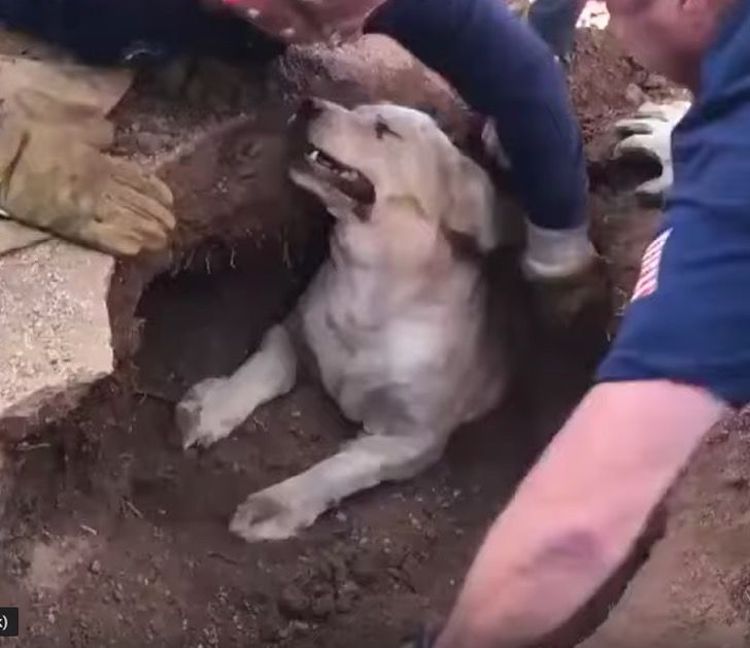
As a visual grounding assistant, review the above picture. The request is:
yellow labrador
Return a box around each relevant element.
[177,99,512,541]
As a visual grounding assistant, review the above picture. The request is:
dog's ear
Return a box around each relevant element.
[442,155,500,254]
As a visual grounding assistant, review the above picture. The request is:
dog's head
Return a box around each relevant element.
[289,98,500,255]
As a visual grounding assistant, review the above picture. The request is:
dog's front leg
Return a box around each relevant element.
[230,432,447,542]
[177,325,297,450]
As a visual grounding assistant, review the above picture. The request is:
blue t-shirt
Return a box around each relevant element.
[366,0,588,231]
[598,0,750,407]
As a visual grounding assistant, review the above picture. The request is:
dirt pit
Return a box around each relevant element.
[0,25,696,648]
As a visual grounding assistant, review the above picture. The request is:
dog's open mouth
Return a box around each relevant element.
[300,143,376,205]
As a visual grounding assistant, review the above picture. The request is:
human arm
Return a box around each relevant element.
[365,0,588,237]
[433,11,750,645]
[435,380,726,648]
[528,0,587,60]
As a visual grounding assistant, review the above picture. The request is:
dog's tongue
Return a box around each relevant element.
[219,0,388,43]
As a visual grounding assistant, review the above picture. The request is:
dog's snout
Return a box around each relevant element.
[296,98,325,124]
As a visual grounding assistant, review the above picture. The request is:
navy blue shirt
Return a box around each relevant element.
[365,0,588,231]
[598,0,750,406]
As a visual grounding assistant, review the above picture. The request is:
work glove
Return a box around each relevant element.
[613,99,692,200]
[0,89,175,257]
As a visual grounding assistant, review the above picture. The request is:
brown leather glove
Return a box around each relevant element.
[0,89,175,257]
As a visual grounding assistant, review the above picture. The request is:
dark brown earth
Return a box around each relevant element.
[0,25,686,648]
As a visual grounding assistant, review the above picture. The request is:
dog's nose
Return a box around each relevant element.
[296,97,325,123]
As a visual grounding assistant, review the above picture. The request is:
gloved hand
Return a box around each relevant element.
[0,89,175,257]
[614,99,692,200]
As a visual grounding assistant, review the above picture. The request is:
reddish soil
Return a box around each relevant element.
[0,26,680,648]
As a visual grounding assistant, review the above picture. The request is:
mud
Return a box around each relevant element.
[0,25,689,648]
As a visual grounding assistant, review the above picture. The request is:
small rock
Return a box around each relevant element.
[134,132,166,156]
[335,594,355,614]
[642,73,669,91]
[289,621,310,637]
[278,584,310,620]
[311,593,335,619]
[328,556,349,586]
[337,580,360,597]
[89,560,102,575]
[722,472,749,491]
[350,554,378,587]
[625,83,648,107]
[258,618,283,643]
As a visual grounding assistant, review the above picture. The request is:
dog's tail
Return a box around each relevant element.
[0,0,284,64]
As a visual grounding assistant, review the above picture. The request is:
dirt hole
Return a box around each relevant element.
[132,235,325,404]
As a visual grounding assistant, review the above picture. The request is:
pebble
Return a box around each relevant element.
[277,584,310,620]
[350,554,378,587]
[310,593,335,619]
[642,73,669,91]
[135,132,167,156]
[625,83,648,107]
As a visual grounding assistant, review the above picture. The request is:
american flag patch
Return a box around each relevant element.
[631,228,672,302]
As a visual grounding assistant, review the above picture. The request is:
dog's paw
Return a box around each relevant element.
[176,377,239,450]
[230,491,316,542]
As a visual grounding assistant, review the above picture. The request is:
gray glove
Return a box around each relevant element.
[614,99,692,199]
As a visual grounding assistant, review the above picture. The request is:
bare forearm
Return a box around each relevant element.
[436,381,726,648]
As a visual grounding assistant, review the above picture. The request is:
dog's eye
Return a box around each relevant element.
[375,118,401,140]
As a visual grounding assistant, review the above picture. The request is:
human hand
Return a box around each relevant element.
[614,99,692,199]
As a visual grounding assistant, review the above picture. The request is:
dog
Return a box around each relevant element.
[177,98,515,542]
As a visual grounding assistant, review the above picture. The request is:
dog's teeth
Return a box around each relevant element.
[307,149,320,162]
